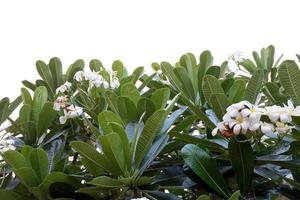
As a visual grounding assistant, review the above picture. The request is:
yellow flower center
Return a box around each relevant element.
[236,114,244,123]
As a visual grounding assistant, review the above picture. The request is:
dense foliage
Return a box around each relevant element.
[1,45,300,199]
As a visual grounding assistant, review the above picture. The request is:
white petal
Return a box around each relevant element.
[293,106,300,116]
[211,127,218,136]
[249,122,260,131]
[280,113,292,123]
[241,121,249,130]
[228,120,237,129]
[59,116,68,124]
[241,109,251,117]
[233,124,241,135]
[287,100,294,109]
[261,123,274,134]
[53,103,61,111]
[268,112,279,121]
[223,114,232,122]
[249,113,261,123]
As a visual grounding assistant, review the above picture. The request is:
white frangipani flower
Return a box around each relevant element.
[59,105,83,124]
[265,105,292,123]
[110,71,120,89]
[275,122,292,134]
[56,82,72,94]
[0,132,16,154]
[260,122,274,134]
[74,71,87,82]
[214,101,262,137]
[228,51,244,62]
[53,95,69,111]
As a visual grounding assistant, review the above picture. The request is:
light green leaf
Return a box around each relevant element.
[14,167,40,187]
[278,60,300,105]
[98,111,123,134]
[49,57,63,88]
[65,59,84,82]
[209,94,230,120]
[150,87,170,110]
[244,69,264,103]
[135,109,167,167]
[120,83,140,105]
[88,176,124,188]
[32,86,48,125]
[2,150,30,169]
[89,59,103,72]
[37,102,57,136]
[98,133,126,175]
[117,96,138,123]
[112,60,127,79]
[70,141,112,173]
[29,148,49,182]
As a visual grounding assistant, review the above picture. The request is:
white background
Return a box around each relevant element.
[1,0,300,99]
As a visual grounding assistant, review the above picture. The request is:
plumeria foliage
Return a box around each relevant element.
[1,46,300,199]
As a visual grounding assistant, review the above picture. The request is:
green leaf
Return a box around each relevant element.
[0,98,9,123]
[239,59,256,73]
[104,90,119,115]
[173,133,226,153]
[6,95,23,117]
[70,141,112,173]
[81,157,104,176]
[112,60,127,79]
[117,96,137,123]
[37,102,57,136]
[132,66,144,83]
[120,83,140,105]
[0,189,29,200]
[109,122,131,170]
[137,97,156,121]
[278,60,300,105]
[206,66,220,78]
[174,67,195,101]
[2,150,30,169]
[228,137,254,196]
[150,87,170,109]
[263,82,287,104]
[65,59,84,82]
[32,86,48,125]
[228,190,241,200]
[22,80,36,91]
[29,148,49,182]
[21,88,33,105]
[244,69,264,103]
[88,176,124,188]
[181,144,230,198]
[202,75,226,105]
[228,80,246,103]
[14,167,40,187]
[89,59,103,72]
[49,57,63,88]
[138,73,157,91]
[161,62,183,93]
[135,109,167,167]
[36,60,54,92]
[209,94,230,120]
[98,133,126,175]
[98,111,123,134]
[198,51,213,100]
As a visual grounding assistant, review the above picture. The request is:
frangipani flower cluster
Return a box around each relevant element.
[53,81,84,124]
[74,70,120,89]
[212,100,300,138]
